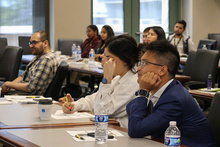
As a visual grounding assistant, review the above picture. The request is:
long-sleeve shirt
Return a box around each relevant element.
[21,51,58,95]
[73,70,139,128]
[80,37,100,58]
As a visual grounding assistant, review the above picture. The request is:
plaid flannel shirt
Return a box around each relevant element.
[21,51,58,95]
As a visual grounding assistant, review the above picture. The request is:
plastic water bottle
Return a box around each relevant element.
[95,109,108,144]
[202,44,207,49]
[207,74,212,90]
[71,44,76,58]
[89,49,95,67]
[76,45,81,60]
[164,121,181,147]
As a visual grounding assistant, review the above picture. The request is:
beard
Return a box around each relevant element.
[175,33,182,36]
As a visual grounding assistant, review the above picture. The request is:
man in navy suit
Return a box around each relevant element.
[126,40,216,146]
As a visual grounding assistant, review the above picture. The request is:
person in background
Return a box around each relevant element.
[60,35,140,128]
[80,25,100,58]
[142,27,151,44]
[1,31,58,95]
[139,26,166,59]
[167,20,195,56]
[126,40,216,146]
[94,25,114,61]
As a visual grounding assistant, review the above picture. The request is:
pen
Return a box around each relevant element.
[75,134,85,140]
[26,96,40,98]
[65,94,73,111]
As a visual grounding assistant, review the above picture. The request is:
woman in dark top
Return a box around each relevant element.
[94,25,114,61]
[80,25,100,58]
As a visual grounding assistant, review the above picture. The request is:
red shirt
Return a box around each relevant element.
[80,37,100,58]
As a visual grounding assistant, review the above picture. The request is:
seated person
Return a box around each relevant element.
[60,35,140,128]
[142,27,151,45]
[126,40,216,146]
[80,25,100,58]
[167,20,195,56]
[1,31,58,95]
[138,26,166,59]
[94,25,114,61]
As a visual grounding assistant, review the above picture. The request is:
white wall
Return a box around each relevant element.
[183,0,220,49]
[50,0,91,51]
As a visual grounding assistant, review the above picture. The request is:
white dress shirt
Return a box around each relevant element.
[73,70,139,128]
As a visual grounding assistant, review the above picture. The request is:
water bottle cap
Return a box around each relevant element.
[169,121,176,126]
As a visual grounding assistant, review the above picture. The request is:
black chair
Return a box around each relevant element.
[57,39,83,56]
[44,61,69,101]
[181,50,197,76]
[208,92,220,146]
[18,36,31,55]
[197,39,217,50]
[0,46,23,82]
[184,49,220,89]
[208,33,220,51]
[0,37,7,57]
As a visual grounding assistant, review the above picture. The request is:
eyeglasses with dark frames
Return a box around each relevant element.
[28,40,45,46]
[138,59,163,69]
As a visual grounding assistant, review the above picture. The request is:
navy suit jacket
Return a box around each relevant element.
[126,79,216,147]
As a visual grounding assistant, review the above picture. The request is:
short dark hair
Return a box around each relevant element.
[37,31,48,41]
[36,31,49,45]
[176,20,187,29]
[143,27,151,33]
[87,25,99,36]
[105,35,140,73]
[150,26,166,41]
[145,40,180,78]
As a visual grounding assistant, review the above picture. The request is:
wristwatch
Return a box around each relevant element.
[102,78,107,84]
[137,89,149,97]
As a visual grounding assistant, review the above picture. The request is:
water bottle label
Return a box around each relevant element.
[164,137,181,146]
[90,53,95,57]
[95,115,108,122]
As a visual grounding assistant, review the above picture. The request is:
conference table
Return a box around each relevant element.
[189,89,216,101]
[0,101,118,129]
[0,124,188,147]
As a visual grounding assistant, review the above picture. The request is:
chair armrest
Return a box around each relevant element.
[184,81,206,90]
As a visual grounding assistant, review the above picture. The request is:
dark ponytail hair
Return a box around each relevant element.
[105,35,140,73]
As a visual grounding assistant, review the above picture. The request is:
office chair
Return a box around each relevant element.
[197,39,217,50]
[184,49,220,89]
[208,92,220,146]
[0,37,7,57]
[57,39,83,56]
[181,50,197,76]
[0,46,23,82]
[44,61,69,101]
[18,36,31,55]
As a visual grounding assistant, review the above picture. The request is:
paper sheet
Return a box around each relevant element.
[51,110,95,119]
[66,129,123,142]
[0,98,12,105]
[4,95,52,104]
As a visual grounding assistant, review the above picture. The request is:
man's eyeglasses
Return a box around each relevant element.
[138,59,163,69]
[28,40,44,46]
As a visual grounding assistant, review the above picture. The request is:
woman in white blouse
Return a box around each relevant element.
[60,35,140,128]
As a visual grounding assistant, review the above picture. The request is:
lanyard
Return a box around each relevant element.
[174,36,182,46]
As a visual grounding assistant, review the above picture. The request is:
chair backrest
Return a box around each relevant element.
[57,39,83,56]
[182,50,197,76]
[208,92,220,146]
[44,61,69,101]
[18,36,32,55]
[0,37,7,56]
[190,49,220,86]
[208,33,220,51]
[197,39,217,50]
[0,46,24,81]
